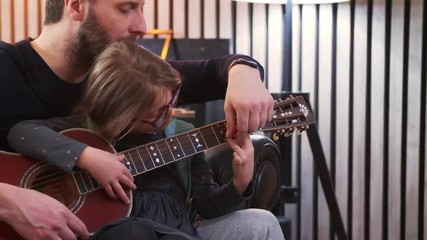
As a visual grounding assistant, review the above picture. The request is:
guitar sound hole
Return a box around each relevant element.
[22,163,84,213]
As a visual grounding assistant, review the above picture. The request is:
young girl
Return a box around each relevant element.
[8,40,284,240]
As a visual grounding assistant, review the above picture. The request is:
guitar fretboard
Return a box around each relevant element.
[73,121,227,194]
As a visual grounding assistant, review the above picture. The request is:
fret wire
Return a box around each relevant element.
[187,129,207,152]
[172,135,188,158]
[166,136,185,160]
[211,122,227,144]
[177,131,196,156]
[199,125,220,148]
[162,139,174,162]
[145,144,163,166]
[195,128,209,148]
[155,139,174,164]
[164,137,176,161]
[134,146,147,173]
[140,146,155,170]
[123,151,138,175]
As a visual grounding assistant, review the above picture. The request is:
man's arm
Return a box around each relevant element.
[0,183,89,240]
[169,54,274,138]
[169,54,264,104]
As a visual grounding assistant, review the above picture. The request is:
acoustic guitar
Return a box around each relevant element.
[0,95,315,239]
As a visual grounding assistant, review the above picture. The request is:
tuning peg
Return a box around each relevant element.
[283,128,294,137]
[272,132,280,141]
[285,95,294,101]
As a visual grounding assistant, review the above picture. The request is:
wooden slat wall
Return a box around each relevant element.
[290,1,426,240]
[0,0,44,43]
[1,1,426,240]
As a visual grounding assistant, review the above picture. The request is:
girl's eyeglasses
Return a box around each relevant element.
[141,83,181,127]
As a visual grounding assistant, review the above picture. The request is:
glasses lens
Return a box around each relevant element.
[145,83,181,128]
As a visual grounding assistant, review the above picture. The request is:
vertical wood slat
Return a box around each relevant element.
[294,8,304,240]
[37,0,41,34]
[0,1,2,39]
[312,4,320,240]
[317,4,334,240]
[381,0,392,239]
[369,0,386,238]
[348,0,355,237]
[200,0,204,38]
[353,2,368,240]
[300,5,317,240]
[383,0,392,239]
[364,1,372,239]
[169,0,174,31]
[188,0,201,38]
[405,0,423,238]
[23,0,28,38]
[329,4,337,240]
[335,2,351,239]
[10,0,15,43]
[420,1,427,240]
[388,0,404,239]
[400,0,411,238]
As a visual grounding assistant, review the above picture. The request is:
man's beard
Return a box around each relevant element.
[66,10,110,71]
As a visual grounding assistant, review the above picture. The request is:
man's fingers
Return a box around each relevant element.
[66,216,90,240]
[225,105,237,139]
[235,108,249,133]
[267,100,274,122]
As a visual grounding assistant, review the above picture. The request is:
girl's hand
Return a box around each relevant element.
[77,147,136,204]
[227,133,255,194]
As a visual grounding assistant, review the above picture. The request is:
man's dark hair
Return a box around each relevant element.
[44,0,64,25]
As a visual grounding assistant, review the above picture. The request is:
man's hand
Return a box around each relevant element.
[224,64,274,138]
[227,133,254,194]
[0,183,89,240]
[78,147,136,205]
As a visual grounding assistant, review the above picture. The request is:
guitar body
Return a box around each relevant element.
[0,129,132,240]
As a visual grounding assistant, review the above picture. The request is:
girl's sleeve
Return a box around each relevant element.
[189,153,254,219]
[7,115,88,173]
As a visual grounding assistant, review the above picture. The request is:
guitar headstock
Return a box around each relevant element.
[261,95,316,139]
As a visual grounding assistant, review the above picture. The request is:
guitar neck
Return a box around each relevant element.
[73,120,227,194]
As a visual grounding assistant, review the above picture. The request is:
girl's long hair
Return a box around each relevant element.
[77,39,181,141]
